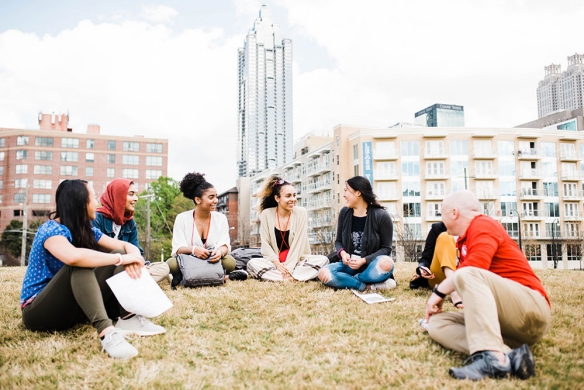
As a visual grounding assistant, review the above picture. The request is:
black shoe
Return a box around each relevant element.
[508,344,535,380]
[228,270,248,281]
[449,351,512,381]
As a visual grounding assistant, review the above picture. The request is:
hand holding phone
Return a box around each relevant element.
[419,266,435,279]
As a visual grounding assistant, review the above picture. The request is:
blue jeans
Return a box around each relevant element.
[321,255,394,292]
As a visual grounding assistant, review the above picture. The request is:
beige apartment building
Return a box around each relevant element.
[243,124,584,270]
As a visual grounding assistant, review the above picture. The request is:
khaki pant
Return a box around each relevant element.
[247,255,329,282]
[147,262,171,283]
[428,266,551,355]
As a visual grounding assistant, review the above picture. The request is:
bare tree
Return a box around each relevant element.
[393,217,424,262]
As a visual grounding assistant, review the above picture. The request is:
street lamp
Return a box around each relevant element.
[551,218,560,269]
[511,210,522,251]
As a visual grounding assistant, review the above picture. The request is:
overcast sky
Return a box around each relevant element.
[1,0,583,193]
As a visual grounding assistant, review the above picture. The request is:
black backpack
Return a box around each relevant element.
[230,247,263,270]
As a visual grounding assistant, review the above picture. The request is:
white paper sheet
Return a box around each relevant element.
[106,270,173,317]
[352,290,396,304]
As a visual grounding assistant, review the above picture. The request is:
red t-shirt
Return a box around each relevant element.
[457,215,550,306]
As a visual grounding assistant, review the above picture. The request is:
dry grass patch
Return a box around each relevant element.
[1,262,583,389]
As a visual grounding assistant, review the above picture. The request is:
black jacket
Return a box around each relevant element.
[417,222,447,270]
[334,206,393,265]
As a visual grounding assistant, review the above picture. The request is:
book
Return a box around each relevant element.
[352,290,396,304]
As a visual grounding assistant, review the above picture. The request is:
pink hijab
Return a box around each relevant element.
[97,178,134,225]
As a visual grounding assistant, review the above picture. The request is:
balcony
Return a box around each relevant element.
[519,188,545,200]
[471,170,499,180]
[476,190,499,200]
[425,191,446,201]
[518,169,542,180]
[564,211,583,221]
[559,150,580,161]
[306,198,333,210]
[562,190,582,201]
[471,148,498,159]
[521,210,544,220]
[426,212,442,222]
[517,149,541,160]
[424,170,449,180]
[305,160,332,177]
[374,170,399,181]
[422,148,449,159]
[373,149,399,160]
[377,191,400,201]
[561,171,581,181]
[309,231,334,245]
[306,180,332,194]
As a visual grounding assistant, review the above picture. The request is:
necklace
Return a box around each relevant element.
[276,207,291,253]
[191,209,212,245]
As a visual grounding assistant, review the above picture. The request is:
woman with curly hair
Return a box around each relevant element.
[247,175,329,282]
[167,172,243,284]
[318,176,396,291]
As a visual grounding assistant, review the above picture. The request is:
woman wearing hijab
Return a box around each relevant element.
[92,178,170,283]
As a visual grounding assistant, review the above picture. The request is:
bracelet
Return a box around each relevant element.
[191,245,197,256]
[433,285,446,299]
[115,253,124,266]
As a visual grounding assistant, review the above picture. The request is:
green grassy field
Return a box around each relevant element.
[1,262,582,389]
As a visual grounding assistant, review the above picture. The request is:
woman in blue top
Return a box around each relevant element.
[318,176,396,291]
[20,180,161,360]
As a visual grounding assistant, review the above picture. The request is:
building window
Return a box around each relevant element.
[32,194,51,204]
[0,151,4,161]
[123,142,140,152]
[0,138,4,147]
[403,202,421,217]
[33,179,52,189]
[0,167,3,175]
[401,141,419,156]
[0,180,2,189]
[107,154,116,164]
[353,144,359,159]
[60,151,79,162]
[86,153,94,162]
[35,137,54,146]
[122,168,139,179]
[502,222,519,238]
[402,182,421,196]
[86,139,95,149]
[525,244,541,261]
[15,178,28,188]
[106,168,115,178]
[0,194,2,203]
[14,193,26,203]
[61,138,79,148]
[107,140,116,150]
[60,166,78,176]
[401,161,420,176]
[14,209,23,216]
[16,164,28,174]
[146,169,162,179]
[567,244,581,261]
[123,155,140,165]
[146,156,162,166]
[34,151,53,161]
[17,136,29,146]
[85,167,94,177]
[16,150,29,160]
[146,143,163,153]
[34,165,53,175]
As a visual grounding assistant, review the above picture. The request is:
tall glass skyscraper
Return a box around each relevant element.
[414,103,465,127]
[537,53,584,118]
[237,6,293,177]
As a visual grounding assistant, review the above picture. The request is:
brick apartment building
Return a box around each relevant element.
[0,111,168,231]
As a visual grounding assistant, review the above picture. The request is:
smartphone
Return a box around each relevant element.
[419,266,433,276]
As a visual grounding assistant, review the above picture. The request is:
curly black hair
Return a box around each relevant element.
[179,172,214,204]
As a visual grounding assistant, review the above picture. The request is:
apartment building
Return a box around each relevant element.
[0,112,168,231]
[243,125,584,270]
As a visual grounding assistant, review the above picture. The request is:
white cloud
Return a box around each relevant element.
[140,5,179,24]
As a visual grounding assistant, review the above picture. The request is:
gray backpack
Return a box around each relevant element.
[175,254,225,287]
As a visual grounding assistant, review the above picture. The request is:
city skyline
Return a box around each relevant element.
[1,0,583,192]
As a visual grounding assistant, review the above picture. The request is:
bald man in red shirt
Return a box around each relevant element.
[425,190,551,381]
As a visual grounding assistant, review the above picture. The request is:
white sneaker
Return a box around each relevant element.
[101,328,138,359]
[418,318,429,332]
[115,315,166,336]
[370,277,397,291]
[167,273,173,284]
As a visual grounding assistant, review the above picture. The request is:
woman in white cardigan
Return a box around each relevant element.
[167,172,241,284]
[247,175,329,282]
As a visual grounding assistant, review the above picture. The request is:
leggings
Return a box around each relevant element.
[22,264,128,334]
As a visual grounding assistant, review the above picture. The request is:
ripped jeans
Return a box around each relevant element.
[321,255,394,291]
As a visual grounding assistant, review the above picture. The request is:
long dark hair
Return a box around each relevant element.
[258,175,293,212]
[180,172,214,204]
[346,176,385,209]
[50,179,99,250]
